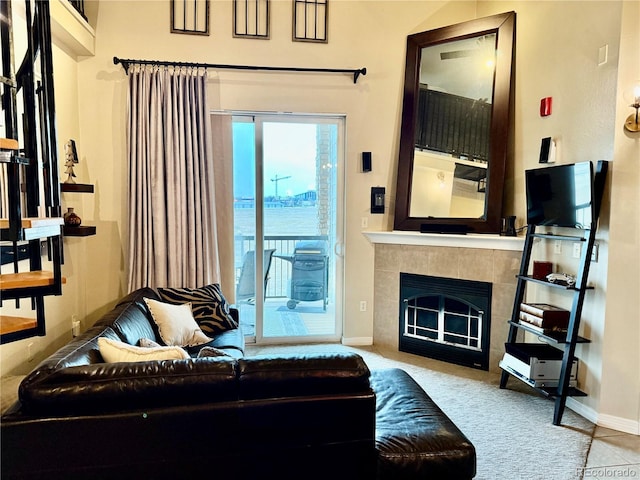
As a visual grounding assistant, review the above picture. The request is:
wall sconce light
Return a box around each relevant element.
[624,84,640,132]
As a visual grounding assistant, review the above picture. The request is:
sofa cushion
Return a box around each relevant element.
[184,328,245,359]
[237,353,371,400]
[138,337,160,348]
[94,298,159,346]
[143,298,212,347]
[115,286,161,308]
[98,337,190,362]
[157,283,238,335]
[197,346,233,358]
[370,368,476,480]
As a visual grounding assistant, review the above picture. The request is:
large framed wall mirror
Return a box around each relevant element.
[394,12,516,233]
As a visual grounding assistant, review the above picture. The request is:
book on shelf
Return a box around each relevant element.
[518,311,569,330]
[516,316,568,335]
[520,303,570,321]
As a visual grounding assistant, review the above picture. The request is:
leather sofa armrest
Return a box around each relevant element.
[19,325,117,391]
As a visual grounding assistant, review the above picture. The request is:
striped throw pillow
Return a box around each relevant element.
[157,284,238,335]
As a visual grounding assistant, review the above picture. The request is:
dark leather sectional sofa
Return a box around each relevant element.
[1,288,476,479]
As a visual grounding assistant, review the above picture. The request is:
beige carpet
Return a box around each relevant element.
[1,375,24,414]
[246,343,595,480]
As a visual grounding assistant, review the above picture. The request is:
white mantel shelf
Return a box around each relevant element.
[363,230,525,251]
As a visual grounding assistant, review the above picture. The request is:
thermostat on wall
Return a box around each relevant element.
[371,187,385,214]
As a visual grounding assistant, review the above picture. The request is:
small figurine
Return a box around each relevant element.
[63,139,79,184]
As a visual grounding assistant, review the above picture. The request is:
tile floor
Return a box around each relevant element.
[238,298,335,338]
[583,426,640,479]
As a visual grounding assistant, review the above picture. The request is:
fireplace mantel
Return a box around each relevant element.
[363,231,524,251]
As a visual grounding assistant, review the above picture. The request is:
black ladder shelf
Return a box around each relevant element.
[499,160,608,425]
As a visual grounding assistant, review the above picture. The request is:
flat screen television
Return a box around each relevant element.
[525,161,594,229]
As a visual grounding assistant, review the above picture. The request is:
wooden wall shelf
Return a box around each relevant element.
[60,183,96,235]
[63,225,96,236]
[60,183,94,193]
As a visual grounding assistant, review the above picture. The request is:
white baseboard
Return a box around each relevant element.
[566,398,598,424]
[597,413,640,435]
[566,398,640,435]
[341,336,373,346]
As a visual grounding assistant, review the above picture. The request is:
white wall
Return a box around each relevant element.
[1,0,637,433]
[71,0,477,345]
[600,0,640,434]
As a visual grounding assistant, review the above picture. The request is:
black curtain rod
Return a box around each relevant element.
[113,56,366,84]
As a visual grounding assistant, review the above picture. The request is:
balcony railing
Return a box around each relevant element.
[235,234,328,298]
[68,0,87,21]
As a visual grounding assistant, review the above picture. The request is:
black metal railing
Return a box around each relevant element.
[68,1,87,21]
[416,87,491,162]
[235,234,328,298]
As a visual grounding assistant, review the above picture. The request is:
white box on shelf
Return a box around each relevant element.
[500,343,578,388]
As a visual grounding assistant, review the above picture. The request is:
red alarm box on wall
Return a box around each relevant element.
[540,97,552,117]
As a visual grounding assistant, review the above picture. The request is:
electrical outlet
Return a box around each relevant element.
[359,301,367,312]
[72,314,80,337]
[554,241,562,254]
[361,217,368,229]
[598,44,608,66]
[572,243,581,259]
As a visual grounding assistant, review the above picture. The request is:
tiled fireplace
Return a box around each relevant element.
[367,232,523,373]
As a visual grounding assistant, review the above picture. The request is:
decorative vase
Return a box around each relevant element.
[63,207,82,227]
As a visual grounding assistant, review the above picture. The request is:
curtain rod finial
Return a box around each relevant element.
[114,57,130,74]
[353,67,367,84]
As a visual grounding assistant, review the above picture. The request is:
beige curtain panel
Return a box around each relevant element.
[210,114,236,302]
[127,66,220,291]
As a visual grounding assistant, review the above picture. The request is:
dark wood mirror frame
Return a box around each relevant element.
[393,11,516,233]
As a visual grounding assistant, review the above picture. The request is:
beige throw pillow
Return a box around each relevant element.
[143,297,211,347]
[98,337,189,363]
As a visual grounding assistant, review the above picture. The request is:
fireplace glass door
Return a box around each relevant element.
[399,273,491,370]
[404,295,483,351]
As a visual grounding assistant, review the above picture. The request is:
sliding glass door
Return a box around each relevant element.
[230,113,344,344]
